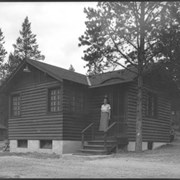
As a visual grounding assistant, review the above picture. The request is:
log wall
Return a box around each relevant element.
[8,67,63,140]
[127,82,171,142]
[62,80,89,140]
[0,93,8,140]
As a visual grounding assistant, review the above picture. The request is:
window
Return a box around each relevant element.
[147,141,153,150]
[40,140,52,149]
[48,87,61,112]
[11,94,21,117]
[17,140,27,148]
[70,92,85,112]
[146,92,158,118]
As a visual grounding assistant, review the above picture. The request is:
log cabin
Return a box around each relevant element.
[0,80,8,141]
[0,59,177,154]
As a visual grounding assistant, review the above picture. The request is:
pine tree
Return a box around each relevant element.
[14,16,45,61]
[154,2,180,85]
[79,2,179,152]
[0,28,7,80]
[5,16,45,75]
[4,53,20,76]
[69,64,75,72]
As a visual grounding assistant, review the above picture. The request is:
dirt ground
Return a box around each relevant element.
[0,142,180,178]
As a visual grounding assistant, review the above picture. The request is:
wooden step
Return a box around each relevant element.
[79,149,108,155]
[94,135,116,140]
[84,144,113,150]
[87,139,116,146]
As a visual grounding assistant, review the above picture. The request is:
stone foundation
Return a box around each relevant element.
[127,141,167,151]
[9,140,81,155]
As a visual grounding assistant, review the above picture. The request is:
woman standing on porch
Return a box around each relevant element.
[99,97,111,131]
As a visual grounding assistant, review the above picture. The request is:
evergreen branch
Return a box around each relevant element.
[113,59,138,75]
[144,2,163,23]
[145,6,165,26]
[144,41,158,53]
[133,2,141,22]
[128,3,141,50]
[143,50,161,69]
[109,26,138,50]
[108,31,137,68]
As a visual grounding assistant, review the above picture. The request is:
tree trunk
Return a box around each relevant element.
[135,74,143,152]
[135,2,145,152]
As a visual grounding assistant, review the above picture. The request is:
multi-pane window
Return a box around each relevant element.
[70,92,85,113]
[48,87,61,112]
[146,92,158,118]
[11,94,21,117]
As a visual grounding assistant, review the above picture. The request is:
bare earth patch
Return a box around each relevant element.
[0,143,180,178]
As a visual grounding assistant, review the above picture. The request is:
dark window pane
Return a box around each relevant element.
[40,140,52,149]
[17,140,28,148]
[49,88,61,112]
[146,92,157,118]
[11,94,21,117]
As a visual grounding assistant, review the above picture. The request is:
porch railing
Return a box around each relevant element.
[81,115,128,151]
[103,121,128,150]
[104,121,117,150]
[81,122,94,149]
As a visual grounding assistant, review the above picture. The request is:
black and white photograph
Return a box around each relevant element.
[0,1,180,178]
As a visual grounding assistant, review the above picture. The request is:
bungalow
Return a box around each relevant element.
[0,59,177,154]
[0,85,8,141]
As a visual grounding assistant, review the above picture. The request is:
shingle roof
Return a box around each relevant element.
[89,67,137,87]
[27,59,88,85]
[27,59,137,87]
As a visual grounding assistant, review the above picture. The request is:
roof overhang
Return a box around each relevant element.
[26,59,63,83]
[0,60,64,93]
[0,60,26,93]
[89,79,133,88]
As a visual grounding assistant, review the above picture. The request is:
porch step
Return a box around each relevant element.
[83,144,112,150]
[87,139,116,145]
[94,135,116,140]
[79,149,108,155]
[79,138,117,155]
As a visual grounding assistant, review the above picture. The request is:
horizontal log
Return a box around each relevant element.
[21,101,47,107]
[22,88,46,95]
[21,106,47,112]
[9,120,62,125]
[9,115,63,122]
[8,135,63,139]
[13,81,60,92]
[9,123,63,129]
[21,95,46,102]
[8,131,62,136]
[21,99,47,105]
[21,108,63,114]
[9,129,62,134]
[21,96,46,102]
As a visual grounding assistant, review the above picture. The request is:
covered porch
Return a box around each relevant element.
[80,82,130,154]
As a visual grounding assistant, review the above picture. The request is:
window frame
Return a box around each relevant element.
[47,86,61,114]
[17,140,28,148]
[70,90,85,113]
[39,140,52,149]
[145,92,158,118]
[10,93,21,118]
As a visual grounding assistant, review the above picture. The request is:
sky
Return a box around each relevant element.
[0,2,97,75]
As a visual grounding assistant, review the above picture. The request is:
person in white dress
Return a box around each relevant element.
[99,97,111,131]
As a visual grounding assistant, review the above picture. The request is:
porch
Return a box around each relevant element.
[80,83,129,154]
